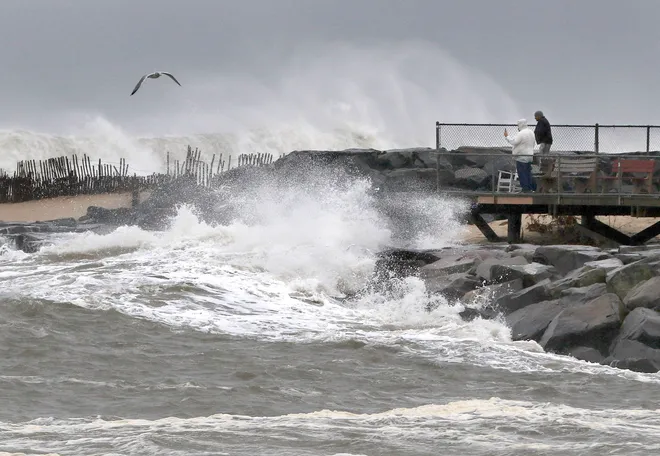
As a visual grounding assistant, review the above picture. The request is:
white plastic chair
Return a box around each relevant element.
[497,170,522,192]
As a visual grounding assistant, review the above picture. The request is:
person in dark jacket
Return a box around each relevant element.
[534,110,553,175]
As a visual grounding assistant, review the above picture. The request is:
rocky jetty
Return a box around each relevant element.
[88,146,513,224]
[373,242,660,373]
[4,145,654,239]
[0,145,566,238]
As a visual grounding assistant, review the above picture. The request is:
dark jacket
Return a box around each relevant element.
[534,117,553,144]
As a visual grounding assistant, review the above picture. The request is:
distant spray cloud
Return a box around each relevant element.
[0,40,520,173]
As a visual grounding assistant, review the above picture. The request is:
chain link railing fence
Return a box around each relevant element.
[435,123,660,154]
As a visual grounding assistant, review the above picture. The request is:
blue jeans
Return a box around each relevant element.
[516,160,535,192]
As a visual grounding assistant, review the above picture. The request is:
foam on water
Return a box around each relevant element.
[2,399,660,455]
[0,169,516,363]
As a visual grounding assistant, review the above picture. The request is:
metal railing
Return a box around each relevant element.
[434,150,660,199]
[435,122,660,154]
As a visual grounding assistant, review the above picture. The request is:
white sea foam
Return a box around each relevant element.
[2,399,660,455]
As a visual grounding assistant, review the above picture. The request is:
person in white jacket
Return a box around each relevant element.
[504,119,536,192]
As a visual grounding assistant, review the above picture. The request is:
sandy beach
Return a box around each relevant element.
[0,191,151,223]
[462,214,660,245]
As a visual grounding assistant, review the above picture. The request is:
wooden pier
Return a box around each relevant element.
[434,147,660,246]
[446,190,660,245]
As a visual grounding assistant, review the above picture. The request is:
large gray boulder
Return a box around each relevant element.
[546,266,607,298]
[474,256,529,283]
[383,168,453,192]
[506,244,539,262]
[493,279,552,314]
[372,248,441,280]
[452,146,510,168]
[453,167,490,190]
[615,253,648,265]
[532,245,611,275]
[568,346,605,364]
[539,293,626,354]
[459,248,511,265]
[618,245,660,254]
[606,261,658,300]
[505,283,614,344]
[461,279,524,307]
[376,150,416,169]
[583,258,624,272]
[421,249,509,280]
[559,283,608,302]
[424,272,481,302]
[615,246,660,265]
[489,262,558,288]
[419,254,479,279]
[379,147,440,169]
[367,248,441,293]
[10,232,51,253]
[622,276,660,311]
[611,307,660,349]
[482,155,518,178]
[506,299,567,342]
[606,339,660,373]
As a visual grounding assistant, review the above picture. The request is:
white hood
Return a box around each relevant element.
[506,118,536,162]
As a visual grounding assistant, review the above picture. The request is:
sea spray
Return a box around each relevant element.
[3,158,474,336]
[0,41,520,173]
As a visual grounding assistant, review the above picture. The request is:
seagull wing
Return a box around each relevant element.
[130,73,150,96]
[161,72,182,87]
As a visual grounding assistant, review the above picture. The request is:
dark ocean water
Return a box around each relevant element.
[1,193,660,456]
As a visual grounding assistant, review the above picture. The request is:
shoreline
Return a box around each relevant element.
[0,191,151,223]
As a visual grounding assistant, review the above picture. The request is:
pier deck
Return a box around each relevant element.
[432,122,660,246]
[442,189,660,245]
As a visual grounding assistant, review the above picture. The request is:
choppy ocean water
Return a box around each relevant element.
[1,170,660,456]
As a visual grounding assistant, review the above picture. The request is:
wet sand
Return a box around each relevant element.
[0,191,150,223]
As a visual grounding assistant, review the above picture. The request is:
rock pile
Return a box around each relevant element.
[12,146,556,233]
[374,242,660,373]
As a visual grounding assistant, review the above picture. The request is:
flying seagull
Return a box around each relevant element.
[130,71,182,96]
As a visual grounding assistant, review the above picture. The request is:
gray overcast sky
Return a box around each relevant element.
[0,0,657,139]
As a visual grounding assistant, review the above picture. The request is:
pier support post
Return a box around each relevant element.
[578,214,632,246]
[576,215,660,246]
[507,213,522,243]
[468,212,501,242]
[630,220,660,245]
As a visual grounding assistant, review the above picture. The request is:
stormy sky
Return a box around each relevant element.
[0,0,657,140]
